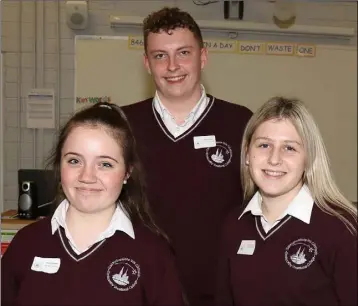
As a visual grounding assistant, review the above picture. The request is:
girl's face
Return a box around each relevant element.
[60,126,127,214]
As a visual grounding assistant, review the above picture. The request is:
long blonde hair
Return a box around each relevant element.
[240,97,357,235]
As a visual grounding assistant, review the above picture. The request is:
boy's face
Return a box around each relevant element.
[144,28,207,103]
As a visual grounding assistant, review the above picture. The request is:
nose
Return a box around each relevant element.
[167,55,179,72]
[78,164,97,183]
[268,147,282,166]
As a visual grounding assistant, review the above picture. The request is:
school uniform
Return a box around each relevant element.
[215,185,357,306]
[122,87,253,306]
[1,200,184,306]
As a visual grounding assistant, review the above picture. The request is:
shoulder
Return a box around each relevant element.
[221,205,246,235]
[2,218,52,256]
[120,99,154,129]
[121,99,153,116]
[12,217,51,241]
[210,95,253,121]
[211,95,253,115]
[133,223,174,256]
[311,205,357,242]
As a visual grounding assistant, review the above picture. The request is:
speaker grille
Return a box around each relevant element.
[71,12,84,25]
[19,194,32,211]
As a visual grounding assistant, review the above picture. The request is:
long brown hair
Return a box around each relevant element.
[46,102,166,239]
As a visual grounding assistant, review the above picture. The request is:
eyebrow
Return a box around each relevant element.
[254,137,302,146]
[63,152,119,163]
[149,45,194,54]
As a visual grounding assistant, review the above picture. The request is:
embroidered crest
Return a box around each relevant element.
[206,141,232,167]
[285,238,318,270]
[107,258,140,291]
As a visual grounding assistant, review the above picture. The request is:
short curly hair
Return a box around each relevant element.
[143,7,204,53]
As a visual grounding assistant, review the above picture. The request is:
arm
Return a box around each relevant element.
[145,241,186,306]
[215,254,234,306]
[1,232,22,306]
[215,220,234,306]
[333,227,357,306]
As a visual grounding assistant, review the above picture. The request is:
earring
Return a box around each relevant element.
[123,179,127,185]
[245,160,249,165]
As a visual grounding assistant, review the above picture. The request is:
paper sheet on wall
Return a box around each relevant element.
[26,89,55,129]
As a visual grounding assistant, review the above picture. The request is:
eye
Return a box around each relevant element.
[179,50,190,56]
[154,53,166,60]
[67,158,79,165]
[258,143,269,149]
[285,145,296,152]
[100,162,113,168]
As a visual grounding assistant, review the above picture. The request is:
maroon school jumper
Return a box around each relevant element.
[1,217,185,306]
[215,204,357,306]
[122,95,253,305]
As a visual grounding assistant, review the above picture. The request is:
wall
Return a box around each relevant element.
[1,47,3,212]
[1,0,357,211]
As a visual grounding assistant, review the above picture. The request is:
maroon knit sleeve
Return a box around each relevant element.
[215,213,236,306]
[332,225,357,305]
[143,236,186,306]
[1,228,25,306]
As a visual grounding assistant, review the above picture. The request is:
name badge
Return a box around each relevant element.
[237,240,256,255]
[31,256,61,274]
[193,135,216,149]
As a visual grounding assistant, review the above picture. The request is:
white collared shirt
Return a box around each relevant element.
[51,199,135,254]
[153,84,209,138]
[239,185,314,233]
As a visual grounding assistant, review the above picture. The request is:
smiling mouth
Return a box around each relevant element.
[263,170,286,177]
[165,75,186,83]
[76,187,102,192]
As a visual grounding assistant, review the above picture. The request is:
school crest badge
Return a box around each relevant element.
[285,238,318,270]
[107,258,140,291]
[206,141,232,167]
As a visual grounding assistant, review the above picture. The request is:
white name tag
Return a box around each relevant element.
[31,256,61,274]
[193,135,216,149]
[237,240,256,255]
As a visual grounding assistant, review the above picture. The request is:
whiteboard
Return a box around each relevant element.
[74,35,357,201]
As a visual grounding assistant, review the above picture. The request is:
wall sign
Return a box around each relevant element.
[127,36,316,57]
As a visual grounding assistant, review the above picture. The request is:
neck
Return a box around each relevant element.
[65,205,116,250]
[260,183,303,224]
[158,86,202,124]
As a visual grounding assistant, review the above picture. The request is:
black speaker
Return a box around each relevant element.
[18,181,38,219]
[18,169,56,217]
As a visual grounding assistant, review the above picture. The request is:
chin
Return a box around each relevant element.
[260,183,302,199]
[166,88,186,97]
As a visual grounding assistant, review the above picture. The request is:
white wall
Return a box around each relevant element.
[1,0,357,211]
[0,4,3,212]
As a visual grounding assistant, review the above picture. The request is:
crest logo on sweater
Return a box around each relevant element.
[107,258,140,291]
[285,238,318,270]
[206,141,232,167]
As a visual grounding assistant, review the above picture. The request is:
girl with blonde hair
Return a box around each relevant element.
[216,97,357,306]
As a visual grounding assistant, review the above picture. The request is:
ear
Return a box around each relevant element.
[143,52,151,75]
[200,47,208,70]
[125,167,133,180]
[245,150,250,166]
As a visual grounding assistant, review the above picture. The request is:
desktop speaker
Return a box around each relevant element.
[18,181,38,219]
